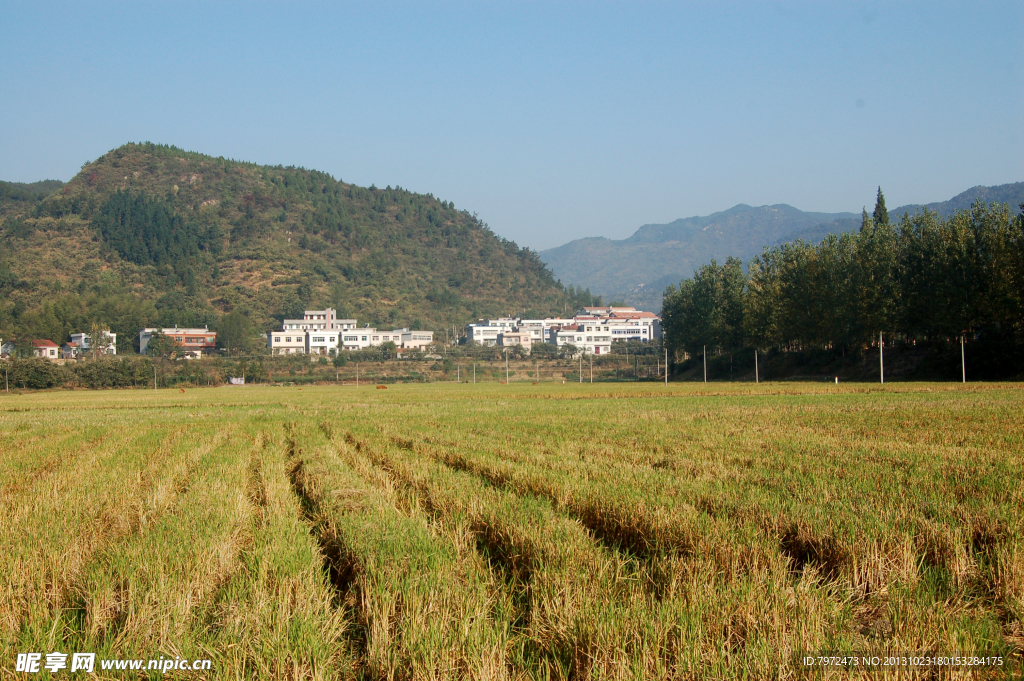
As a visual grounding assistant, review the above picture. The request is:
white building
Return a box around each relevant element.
[555,324,613,355]
[341,328,376,351]
[280,308,357,333]
[577,307,661,341]
[307,331,340,355]
[340,328,433,351]
[466,323,502,346]
[499,330,533,352]
[70,331,117,356]
[270,308,356,354]
[368,330,403,346]
[268,331,306,355]
[396,329,434,350]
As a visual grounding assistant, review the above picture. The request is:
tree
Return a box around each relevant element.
[145,332,178,359]
[856,204,900,340]
[873,187,889,228]
[217,310,257,355]
[87,322,115,358]
[661,258,747,359]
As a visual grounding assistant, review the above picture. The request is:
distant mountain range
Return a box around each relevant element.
[540,182,1024,312]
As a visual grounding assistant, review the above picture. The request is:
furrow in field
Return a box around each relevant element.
[342,426,769,679]
[285,420,510,681]
[0,424,216,648]
[58,427,250,660]
[406,428,925,602]
[203,428,354,680]
[350,428,866,679]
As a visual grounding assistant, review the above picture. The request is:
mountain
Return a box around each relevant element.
[540,204,859,311]
[540,182,1024,312]
[0,143,578,350]
[889,182,1024,219]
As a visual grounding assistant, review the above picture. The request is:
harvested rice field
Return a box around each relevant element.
[1,382,1021,679]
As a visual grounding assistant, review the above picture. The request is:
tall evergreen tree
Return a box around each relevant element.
[873,187,889,228]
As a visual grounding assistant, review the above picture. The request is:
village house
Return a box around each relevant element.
[70,331,117,356]
[498,330,533,352]
[139,327,217,358]
[61,341,81,360]
[267,331,308,355]
[32,340,60,359]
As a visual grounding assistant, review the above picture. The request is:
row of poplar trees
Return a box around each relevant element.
[661,190,1024,365]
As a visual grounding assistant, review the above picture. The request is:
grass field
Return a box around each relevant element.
[1,382,1021,679]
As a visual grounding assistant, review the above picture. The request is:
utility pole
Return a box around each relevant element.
[473,363,476,384]
[879,332,884,384]
[755,349,759,384]
[961,336,966,383]
[4,368,8,393]
[589,354,593,383]
[154,365,157,391]
[703,345,707,383]
[664,347,668,386]
[356,364,359,388]
[457,365,460,383]
[505,351,509,384]
[579,354,582,383]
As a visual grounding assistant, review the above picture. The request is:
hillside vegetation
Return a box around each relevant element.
[0,143,591,351]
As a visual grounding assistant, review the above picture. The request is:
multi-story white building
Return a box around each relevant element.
[555,324,613,355]
[577,307,662,341]
[341,328,375,351]
[307,332,341,355]
[269,309,432,355]
[69,331,117,356]
[466,323,502,346]
[368,330,402,345]
[268,331,308,355]
[397,329,434,350]
[281,308,357,333]
[499,330,533,352]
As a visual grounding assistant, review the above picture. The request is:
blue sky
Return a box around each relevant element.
[1,1,1020,249]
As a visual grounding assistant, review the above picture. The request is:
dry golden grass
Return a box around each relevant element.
[0,382,1020,679]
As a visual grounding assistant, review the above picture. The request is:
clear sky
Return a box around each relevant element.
[1,2,1021,249]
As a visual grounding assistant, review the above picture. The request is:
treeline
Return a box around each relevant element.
[0,356,270,390]
[662,190,1024,375]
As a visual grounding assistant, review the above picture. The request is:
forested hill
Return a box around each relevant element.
[0,143,591,351]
